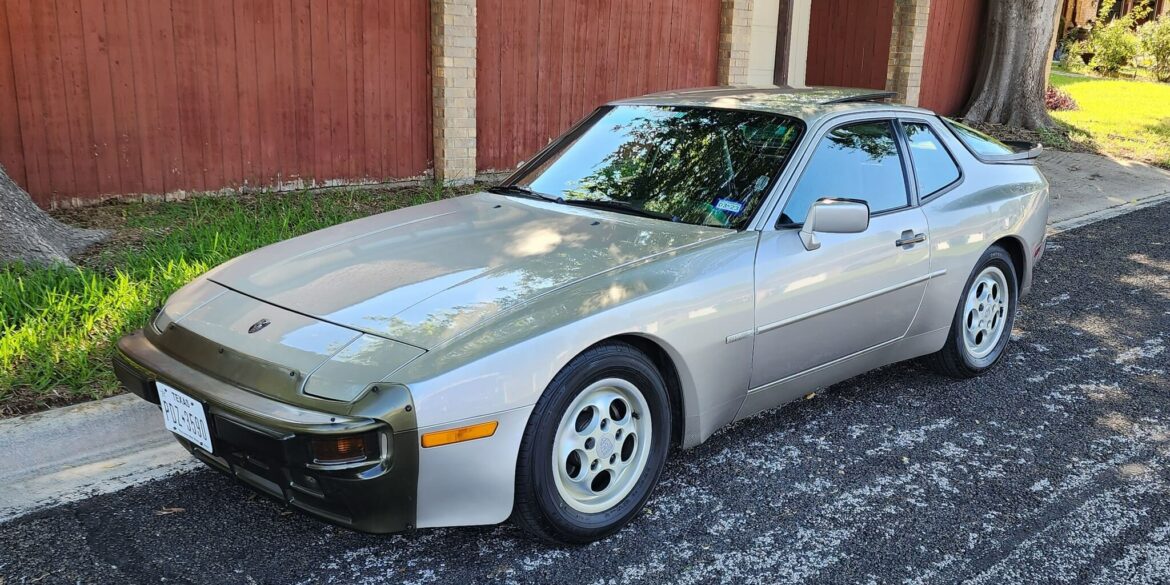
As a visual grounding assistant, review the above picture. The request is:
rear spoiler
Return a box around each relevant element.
[979,140,1043,165]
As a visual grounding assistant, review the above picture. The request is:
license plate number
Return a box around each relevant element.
[157,382,213,453]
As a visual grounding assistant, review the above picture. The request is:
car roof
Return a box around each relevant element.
[608,85,936,124]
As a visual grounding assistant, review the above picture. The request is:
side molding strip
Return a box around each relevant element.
[755,269,947,335]
[747,337,902,395]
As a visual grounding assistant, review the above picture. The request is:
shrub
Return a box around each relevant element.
[1088,0,1146,75]
[1089,18,1141,74]
[1045,86,1079,111]
[1138,17,1170,81]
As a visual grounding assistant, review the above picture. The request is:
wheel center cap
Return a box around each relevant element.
[597,437,614,458]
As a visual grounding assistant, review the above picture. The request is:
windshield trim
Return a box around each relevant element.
[498,105,807,231]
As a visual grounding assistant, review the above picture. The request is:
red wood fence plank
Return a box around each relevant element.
[125,0,164,195]
[0,1,26,190]
[33,0,78,200]
[290,0,314,182]
[148,0,184,194]
[211,0,242,189]
[56,0,99,197]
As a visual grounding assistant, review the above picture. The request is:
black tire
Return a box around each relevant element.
[927,245,1019,378]
[512,341,672,544]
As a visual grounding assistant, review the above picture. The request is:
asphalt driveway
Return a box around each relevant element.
[2,201,1168,585]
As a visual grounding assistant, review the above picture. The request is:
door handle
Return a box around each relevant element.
[896,231,926,248]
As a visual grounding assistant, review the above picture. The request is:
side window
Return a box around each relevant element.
[943,118,1015,157]
[903,122,961,197]
[779,120,909,226]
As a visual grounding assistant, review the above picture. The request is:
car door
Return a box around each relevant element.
[746,117,932,401]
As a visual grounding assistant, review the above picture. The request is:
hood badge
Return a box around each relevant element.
[247,319,271,334]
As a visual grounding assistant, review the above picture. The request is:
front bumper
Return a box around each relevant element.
[113,329,419,533]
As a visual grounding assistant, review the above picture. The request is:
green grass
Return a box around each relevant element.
[1049,71,1170,168]
[0,182,469,415]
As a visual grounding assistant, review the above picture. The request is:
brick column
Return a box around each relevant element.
[886,0,931,106]
[718,0,754,85]
[431,0,476,185]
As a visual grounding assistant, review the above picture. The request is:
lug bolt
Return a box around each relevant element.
[591,459,599,470]
[609,454,616,464]
[585,437,595,449]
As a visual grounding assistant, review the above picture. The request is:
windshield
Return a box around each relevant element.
[509,105,803,229]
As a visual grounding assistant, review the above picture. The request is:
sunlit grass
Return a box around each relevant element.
[0,182,469,414]
[1049,72,1170,168]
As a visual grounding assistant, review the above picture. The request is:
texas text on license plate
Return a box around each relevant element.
[157,381,214,453]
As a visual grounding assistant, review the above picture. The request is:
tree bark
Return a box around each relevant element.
[0,165,109,267]
[963,0,1062,129]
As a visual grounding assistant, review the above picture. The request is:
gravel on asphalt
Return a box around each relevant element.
[2,202,1168,585]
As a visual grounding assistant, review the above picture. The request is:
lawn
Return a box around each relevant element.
[1049,71,1170,168]
[0,183,474,416]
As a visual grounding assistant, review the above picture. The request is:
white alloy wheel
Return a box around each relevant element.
[551,378,652,514]
[962,266,1010,359]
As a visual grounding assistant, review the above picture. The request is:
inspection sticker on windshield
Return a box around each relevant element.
[715,199,744,214]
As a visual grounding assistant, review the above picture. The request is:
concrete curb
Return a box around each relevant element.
[0,394,195,522]
[1048,189,1170,234]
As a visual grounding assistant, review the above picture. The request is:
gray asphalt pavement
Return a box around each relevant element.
[2,201,1169,585]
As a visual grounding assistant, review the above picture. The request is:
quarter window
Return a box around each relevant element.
[903,122,960,197]
[943,118,1015,157]
[779,120,909,226]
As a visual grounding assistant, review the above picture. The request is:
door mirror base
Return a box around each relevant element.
[799,198,870,251]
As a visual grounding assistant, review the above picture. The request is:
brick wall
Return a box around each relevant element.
[719,0,754,85]
[887,0,932,106]
[431,0,477,185]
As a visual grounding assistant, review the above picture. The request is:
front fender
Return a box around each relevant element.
[397,231,759,528]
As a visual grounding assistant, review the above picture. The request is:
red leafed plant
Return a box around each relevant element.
[1045,86,1079,111]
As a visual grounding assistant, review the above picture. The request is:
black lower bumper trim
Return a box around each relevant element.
[112,342,418,534]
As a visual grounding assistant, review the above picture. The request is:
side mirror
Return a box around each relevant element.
[799,198,870,251]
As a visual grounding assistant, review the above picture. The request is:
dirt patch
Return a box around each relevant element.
[0,384,120,418]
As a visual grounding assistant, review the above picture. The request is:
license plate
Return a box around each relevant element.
[157,381,214,453]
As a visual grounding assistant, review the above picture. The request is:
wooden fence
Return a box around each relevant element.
[0,0,432,208]
[920,0,986,115]
[475,0,722,173]
[804,0,896,90]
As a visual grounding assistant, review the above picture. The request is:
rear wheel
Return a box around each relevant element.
[512,342,671,544]
[928,245,1018,378]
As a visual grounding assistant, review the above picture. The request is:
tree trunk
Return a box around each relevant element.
[0,165,109,267]
[963,0,1062,129]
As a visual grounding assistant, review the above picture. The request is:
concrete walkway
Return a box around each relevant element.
[1040,150,1170,232]
[1,148,1168,523]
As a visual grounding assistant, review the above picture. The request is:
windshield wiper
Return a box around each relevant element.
[487,184,557,202]
[559,198,677,222]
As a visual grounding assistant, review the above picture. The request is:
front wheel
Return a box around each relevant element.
[512,342,671,544]
[927,245,1018,378]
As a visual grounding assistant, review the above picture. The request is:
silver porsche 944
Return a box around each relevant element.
[115,86,1049,543]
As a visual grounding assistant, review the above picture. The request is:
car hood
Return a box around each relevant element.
[205,192,731,349]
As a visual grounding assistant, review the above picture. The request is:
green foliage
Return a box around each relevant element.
[1138,17,1170,81]
[1049,71,1170,168]
[1089,19,1140,74]
[0,183,466,413]
[1084,0,1149,75]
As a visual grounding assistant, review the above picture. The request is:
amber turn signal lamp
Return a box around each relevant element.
[420,421,499,448]
[310,431,380,464]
